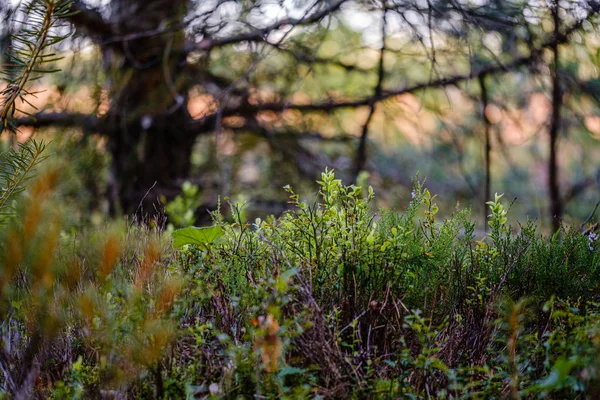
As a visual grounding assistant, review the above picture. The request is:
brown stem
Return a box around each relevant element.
[154,362,164,399]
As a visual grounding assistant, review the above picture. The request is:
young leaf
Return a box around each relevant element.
[172,225,224,249]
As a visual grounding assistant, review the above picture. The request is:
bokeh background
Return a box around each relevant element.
[3,0,600,231]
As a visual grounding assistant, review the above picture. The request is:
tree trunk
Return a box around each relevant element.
[549,3,563,233]
[104,0,194,215]
[479,74,492,230]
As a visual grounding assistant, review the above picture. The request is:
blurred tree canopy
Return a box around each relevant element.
[4,0,600,230]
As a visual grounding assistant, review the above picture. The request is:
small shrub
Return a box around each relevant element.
[2,168,600,398]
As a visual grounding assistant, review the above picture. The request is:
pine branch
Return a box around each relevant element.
[0,139,48,225]
[0,0,74,133]
[0,1,73,224]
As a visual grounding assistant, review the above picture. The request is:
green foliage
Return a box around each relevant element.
[0,139,47,226]
[0,0,69,228]
[3,168,600,398]
[164,181,202,229]
[0,168,183,398]
[487,192,509,240]
[163,169,600,398]
[0,0,74,132]
[171,225,224,249]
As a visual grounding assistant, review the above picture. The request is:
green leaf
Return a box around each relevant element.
[172,226,224,249]
[531,358,575,392]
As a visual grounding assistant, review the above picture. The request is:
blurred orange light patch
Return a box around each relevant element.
[585,116,600,139]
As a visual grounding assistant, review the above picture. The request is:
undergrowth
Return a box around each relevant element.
[1,168,600,398]
[2,2,597,398]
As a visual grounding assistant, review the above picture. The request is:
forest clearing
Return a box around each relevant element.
[2,0,600,398]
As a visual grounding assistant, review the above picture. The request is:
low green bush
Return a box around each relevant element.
[166,169,600,399]
[1,168,600,399]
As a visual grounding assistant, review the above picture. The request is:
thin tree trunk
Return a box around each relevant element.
[353,9,386,182]
[479,74,492,229]
[549,3,563,233]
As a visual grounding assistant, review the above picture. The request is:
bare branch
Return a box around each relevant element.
[219,10,593,119]
[227,54,535,115]
[194,0,349,51]
[13,112,99,132]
